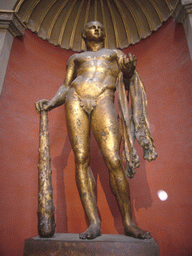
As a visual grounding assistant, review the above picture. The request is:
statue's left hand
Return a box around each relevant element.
[121,53,137,76]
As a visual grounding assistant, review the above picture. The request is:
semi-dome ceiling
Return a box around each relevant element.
[15,0,178,51]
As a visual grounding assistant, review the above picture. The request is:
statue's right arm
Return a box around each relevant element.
[35,54,76,113]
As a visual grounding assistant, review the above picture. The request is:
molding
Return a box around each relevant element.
[173,0,192,23]
[0,10,25,95]
[172,0,192,62]
[0,10,26,37]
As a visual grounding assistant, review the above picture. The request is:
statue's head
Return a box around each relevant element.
[81,21,106,42]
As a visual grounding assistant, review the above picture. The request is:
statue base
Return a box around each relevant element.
[23,233,159,256]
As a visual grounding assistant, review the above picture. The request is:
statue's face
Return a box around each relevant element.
[82,21,105,42]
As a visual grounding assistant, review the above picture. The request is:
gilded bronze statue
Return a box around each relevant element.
[36,21,157,240]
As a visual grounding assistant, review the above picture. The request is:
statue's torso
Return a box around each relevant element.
[70,49,119,99]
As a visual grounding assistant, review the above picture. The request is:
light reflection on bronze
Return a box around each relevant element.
[36,21,157,240]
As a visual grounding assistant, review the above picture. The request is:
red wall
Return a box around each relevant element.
[0,18,192,255]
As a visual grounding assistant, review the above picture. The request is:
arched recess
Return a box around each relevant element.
[15,0,178,52]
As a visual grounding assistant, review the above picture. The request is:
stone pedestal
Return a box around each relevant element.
[23,233,160,256]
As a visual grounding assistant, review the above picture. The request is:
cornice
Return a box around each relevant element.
[0,10,26,37]
[173,0,192,23]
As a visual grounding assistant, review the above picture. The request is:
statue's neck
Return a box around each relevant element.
[85,41,104,52]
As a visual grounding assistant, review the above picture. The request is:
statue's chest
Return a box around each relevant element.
[75,50,117,66]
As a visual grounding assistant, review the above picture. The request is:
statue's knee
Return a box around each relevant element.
[106,155,122,171]
[75,152,89,165]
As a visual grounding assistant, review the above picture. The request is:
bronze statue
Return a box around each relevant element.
[36,21,157,240]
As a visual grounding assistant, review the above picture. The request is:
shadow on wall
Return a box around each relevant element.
[52,135,72,233]
[90,134,153,234]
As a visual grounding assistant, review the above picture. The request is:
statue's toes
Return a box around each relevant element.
[79,232,87,239]
[139,231,151,239]
[87,231,96,239]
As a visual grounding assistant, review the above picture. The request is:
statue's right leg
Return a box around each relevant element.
[65,93,101,239]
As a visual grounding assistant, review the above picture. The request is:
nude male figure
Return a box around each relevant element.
[36,21,152,240]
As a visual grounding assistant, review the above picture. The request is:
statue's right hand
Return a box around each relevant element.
[35,99,53,113]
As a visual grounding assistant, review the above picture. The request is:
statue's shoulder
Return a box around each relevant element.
[66,53,81,68]
[113,49,126,58]
[68,53,78,62]
[68,51,88,62]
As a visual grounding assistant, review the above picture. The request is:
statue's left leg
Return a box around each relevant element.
[91,98,151,239]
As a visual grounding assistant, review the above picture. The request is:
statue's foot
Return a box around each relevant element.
[79,224,101,240]
[124,223,151,239]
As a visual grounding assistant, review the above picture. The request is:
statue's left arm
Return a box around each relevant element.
[115,50,157,178]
